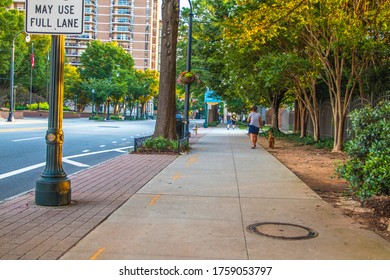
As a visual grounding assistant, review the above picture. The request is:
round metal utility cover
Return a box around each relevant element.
[247,222,318,240]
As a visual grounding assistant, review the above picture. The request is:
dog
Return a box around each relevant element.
[268,130,275,149]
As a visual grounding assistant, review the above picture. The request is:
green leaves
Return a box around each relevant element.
[336,101,390,202]
[79,40,134,81]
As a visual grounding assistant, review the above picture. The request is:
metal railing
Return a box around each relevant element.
[133,135,152,152]
[133,134,189,154]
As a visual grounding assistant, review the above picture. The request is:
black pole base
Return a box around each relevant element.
[35,177,71,206]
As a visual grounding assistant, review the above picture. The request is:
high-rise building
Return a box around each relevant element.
[9,0,161,70]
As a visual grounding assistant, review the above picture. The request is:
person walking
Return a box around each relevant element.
[247,105,262,149]
[226,112,232,130]
[231,112,237,129]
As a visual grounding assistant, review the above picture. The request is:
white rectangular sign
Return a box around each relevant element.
[26,0,84,34]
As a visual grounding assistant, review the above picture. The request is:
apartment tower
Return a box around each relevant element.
[10,0,161,70]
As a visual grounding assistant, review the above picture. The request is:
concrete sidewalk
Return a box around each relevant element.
[60,126,390,260]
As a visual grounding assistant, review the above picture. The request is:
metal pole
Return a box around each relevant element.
[46,51,50,101]
[7,31,30,121]
[92,89,95,116]
[7,36,17,122]
[29,42,34,106]
[106,77,111,120]
[35,35,71,206]
[183,0,193,138]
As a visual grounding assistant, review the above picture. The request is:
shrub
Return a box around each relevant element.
[336,101,390,203]
[207,121,219,127]
[142,136,178,152]
[89,116,105,121]
[110,115,124,121]
[16,105,27,110]
[27,102,49,111]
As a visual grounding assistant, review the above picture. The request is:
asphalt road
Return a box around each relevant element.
[0,118,156,201]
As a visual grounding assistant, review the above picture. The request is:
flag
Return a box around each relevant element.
[31,52,35,68]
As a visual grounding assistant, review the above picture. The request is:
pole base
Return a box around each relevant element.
[35,177,71,206]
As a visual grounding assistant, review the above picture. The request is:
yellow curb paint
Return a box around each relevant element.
[89,247,106,260]
[149,194,161,206]
[172,173,181,181]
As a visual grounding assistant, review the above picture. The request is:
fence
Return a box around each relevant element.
[133,135,153,152]
[276,93,390,140]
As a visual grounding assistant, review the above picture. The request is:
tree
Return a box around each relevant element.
[136,69,159,118]
[153,0,180,139]
[1,3,51,106]
[301,0,390,152]
[80,40,134,81]
[64,64,82,110]
[0,4,26,106]
[81,78,110,114]
[255,53,295,130]
[78,40,135,114]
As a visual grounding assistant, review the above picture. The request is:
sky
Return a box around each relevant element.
[180,0,190,9]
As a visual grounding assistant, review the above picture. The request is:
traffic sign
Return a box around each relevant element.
[25,0,84,34]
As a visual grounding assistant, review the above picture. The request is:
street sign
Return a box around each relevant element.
[204,90,221,103]
[25,0,84,34]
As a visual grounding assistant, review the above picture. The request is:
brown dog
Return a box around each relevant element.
[268,130,275,149]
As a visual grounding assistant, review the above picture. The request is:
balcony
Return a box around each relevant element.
[112,9,131,16]
[84,8,96,14]
[113,1,131,7]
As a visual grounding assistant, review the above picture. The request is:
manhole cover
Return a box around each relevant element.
[247,222,318,240]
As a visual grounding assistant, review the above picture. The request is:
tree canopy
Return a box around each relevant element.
[183,0,390,152]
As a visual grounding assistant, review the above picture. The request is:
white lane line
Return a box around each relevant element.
[0,146,133,180]
[63,159,90,167]
[82,150,90,153]
[114,149,128,153]
[65,146,133,159]
[99,145,106,147]
[0,163,45,180]
[112,141,117,144]
[12,137,44,142]
[122,138,127,141]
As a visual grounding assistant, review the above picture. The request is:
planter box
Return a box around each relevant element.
[0,110,24,119]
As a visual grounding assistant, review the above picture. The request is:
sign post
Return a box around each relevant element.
[27,0,84,206]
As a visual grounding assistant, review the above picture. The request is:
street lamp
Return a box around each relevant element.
[183,0,194,138]
[7,31,30,122]
[91,89,95,116]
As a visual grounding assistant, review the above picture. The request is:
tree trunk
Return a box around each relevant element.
[293,99,299,133]
[270,91,284,130]
[311,112,320,142]
[153,0,179,139]
[271,101,279,130]
[299,103,308,138]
